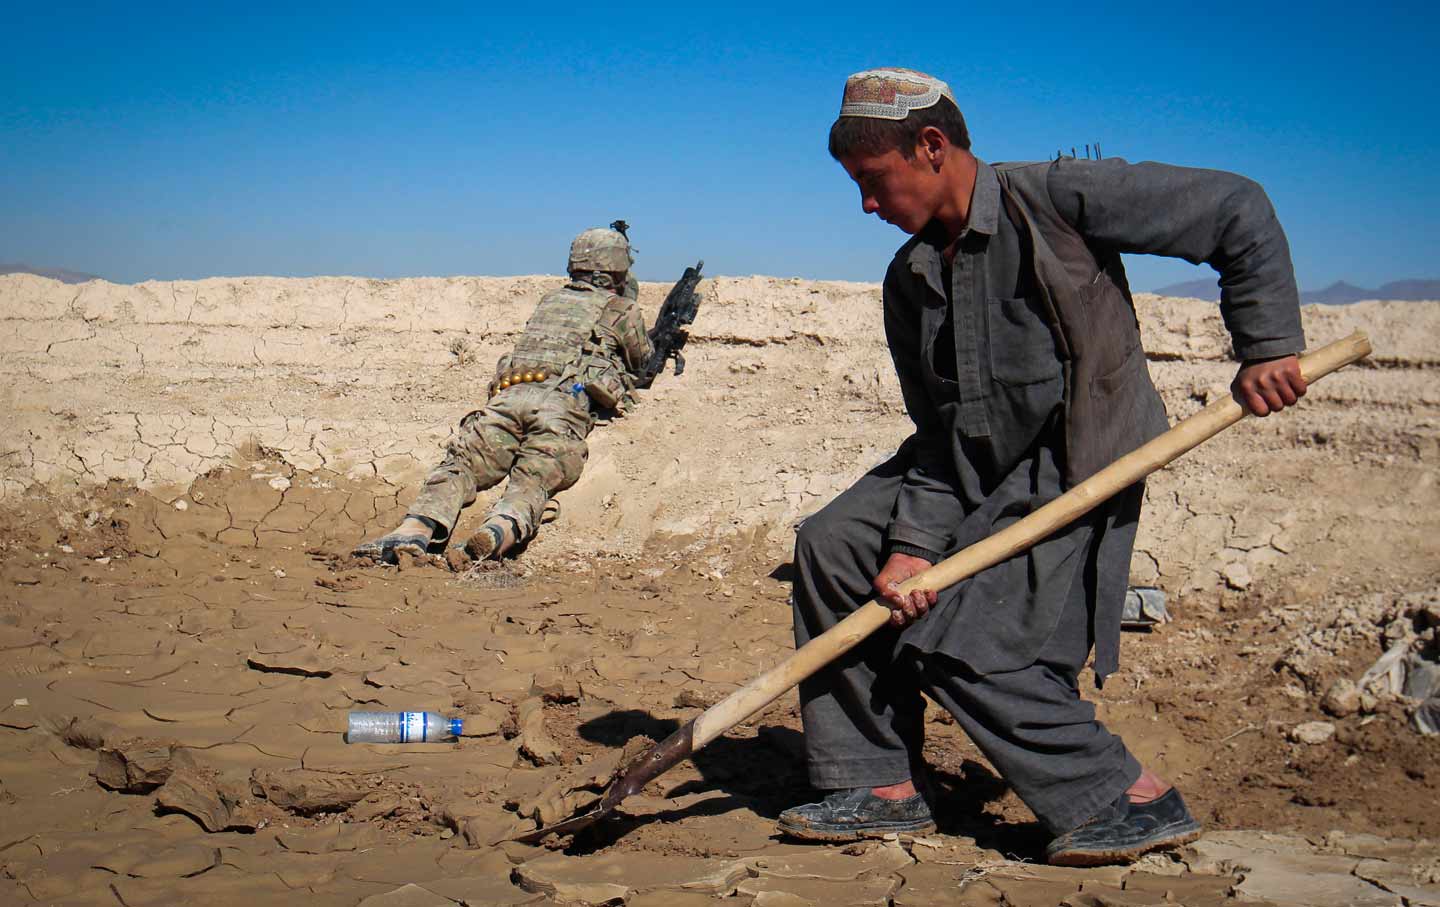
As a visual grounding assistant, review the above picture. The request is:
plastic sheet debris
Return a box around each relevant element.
[1122,586,1169,631]
[1358,638,1440,736]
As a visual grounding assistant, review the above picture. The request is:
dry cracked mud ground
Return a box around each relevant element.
[0,273,1437,906]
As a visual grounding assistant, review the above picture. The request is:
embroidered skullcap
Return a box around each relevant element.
[838,68,957,121]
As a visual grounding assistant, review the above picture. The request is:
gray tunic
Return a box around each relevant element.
[882,157,1304,680]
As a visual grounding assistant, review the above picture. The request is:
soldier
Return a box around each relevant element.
[352,226,653,566]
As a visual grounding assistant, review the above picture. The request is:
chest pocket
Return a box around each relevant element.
[987,295,1061,386]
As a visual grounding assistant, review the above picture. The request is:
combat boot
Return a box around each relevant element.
[352,516,437,564]
[462,516,519,562]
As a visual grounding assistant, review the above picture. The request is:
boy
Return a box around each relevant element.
[782,68,1306,865]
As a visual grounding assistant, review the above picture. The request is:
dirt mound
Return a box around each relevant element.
[1,273,1437,905]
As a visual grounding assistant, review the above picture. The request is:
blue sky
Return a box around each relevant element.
[3,2,1436,291]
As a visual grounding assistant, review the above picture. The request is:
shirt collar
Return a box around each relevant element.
[905,158,999,276]
[968,159,1000,237]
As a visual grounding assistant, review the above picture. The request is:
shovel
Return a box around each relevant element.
[511,330,1372,844]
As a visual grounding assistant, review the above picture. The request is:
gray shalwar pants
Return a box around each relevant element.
[792,458,1142,836]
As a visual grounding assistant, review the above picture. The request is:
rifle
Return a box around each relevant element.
[638,260,703,386]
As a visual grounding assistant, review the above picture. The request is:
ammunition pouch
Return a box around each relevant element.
[575,344,633,412]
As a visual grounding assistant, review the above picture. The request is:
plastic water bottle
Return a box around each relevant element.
[346,711,462,744]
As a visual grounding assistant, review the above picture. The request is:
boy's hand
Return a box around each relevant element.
[1232,354,1307,416]
[873,553,938,627]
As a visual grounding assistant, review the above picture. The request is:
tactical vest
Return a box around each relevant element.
[507,283,611,374]
[495,281,635,409]
[573,293,643,410]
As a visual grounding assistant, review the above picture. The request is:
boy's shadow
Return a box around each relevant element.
[767,561,796,584]
[575,709,805,822]
[926,759,1049,858]
[568,709,1047,859]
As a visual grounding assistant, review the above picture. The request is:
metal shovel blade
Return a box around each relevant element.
[508,718,697,844]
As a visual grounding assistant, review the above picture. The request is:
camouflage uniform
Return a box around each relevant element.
[407,267,652,550]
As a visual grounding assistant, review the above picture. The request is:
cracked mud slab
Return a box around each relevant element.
[0,469,1436,905]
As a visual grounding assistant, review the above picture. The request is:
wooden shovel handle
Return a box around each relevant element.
[691,331,1371,747]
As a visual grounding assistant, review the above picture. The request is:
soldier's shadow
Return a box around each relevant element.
[567,709,1047,859]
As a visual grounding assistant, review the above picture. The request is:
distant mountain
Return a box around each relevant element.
[0,263,102,284]
[1150,278,1221,301]
[1152,277,1440,304]
[1303,281,1372,304]
[1375,279,1440,300]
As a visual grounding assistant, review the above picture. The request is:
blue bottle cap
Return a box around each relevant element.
[449,717,464,737]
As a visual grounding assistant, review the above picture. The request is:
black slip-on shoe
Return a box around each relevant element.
[1045,788,1202,866]
[778,788,936,842]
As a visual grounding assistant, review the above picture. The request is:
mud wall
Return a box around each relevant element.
[2,273,1436,596]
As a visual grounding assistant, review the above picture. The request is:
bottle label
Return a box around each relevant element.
[401,712,427,743]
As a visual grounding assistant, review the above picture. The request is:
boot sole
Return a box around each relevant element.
[1046,826,1201,867]
[352,533,432,563]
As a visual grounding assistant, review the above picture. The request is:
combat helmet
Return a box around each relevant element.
[567,228,631,274]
